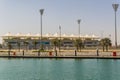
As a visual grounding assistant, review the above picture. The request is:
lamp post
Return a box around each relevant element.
[112,4,119,48]
[39,9,44,55]
[77,19,81,39]
[59,26,61,53]
[77,19,81,51]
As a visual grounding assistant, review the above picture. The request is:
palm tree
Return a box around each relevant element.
[24,41,29,51]
[33,40,38,50]
[41,38,49,51]
[0,44,2,48]
[51,38,59,51]
[8,42,12,51]
[17,42,20,52]
[7,42,12,56]
[100,38,111,51]
[100,39,105,51]
[74,38,83,51]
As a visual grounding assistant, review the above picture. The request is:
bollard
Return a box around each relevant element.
[55,50,57,56]
[38,50,40,56]
[75,50,77,56]
[8,51,10,56]
[96,48,99,56]
[49,51,52,56]
[23,50,24,56]
[13,52,16,56]
[113,51,116,56]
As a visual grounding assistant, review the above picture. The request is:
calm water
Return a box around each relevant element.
[0,58,120,80]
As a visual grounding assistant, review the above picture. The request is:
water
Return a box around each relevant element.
[0,58,120,80]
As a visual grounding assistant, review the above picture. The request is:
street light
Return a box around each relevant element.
[112,4,119,48]
[77,19,81,39]
[77,19,81,51]
[59,26,61,53]
[39,9,44,54]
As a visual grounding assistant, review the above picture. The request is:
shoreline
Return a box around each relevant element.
[0,49,120,59]
[0,56,120,59]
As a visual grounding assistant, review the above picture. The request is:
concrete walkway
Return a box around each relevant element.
[0,51,120,59]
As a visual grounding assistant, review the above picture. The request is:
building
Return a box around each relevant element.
[1,32,100,50]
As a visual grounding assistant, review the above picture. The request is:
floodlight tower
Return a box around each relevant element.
[112,4,119,48]
[39,9,44,55]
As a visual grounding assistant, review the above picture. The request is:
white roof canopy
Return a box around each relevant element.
[2,32,99,39]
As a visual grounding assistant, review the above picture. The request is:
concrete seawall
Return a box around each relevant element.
[0,51,120,59]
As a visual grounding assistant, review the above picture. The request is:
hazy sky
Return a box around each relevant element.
[0,0,120,45]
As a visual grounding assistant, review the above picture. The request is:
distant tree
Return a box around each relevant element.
[7,42,12,56]
[33,40,38,50]
[8,42,12,51]
[51,38,59,51]
[24,41,29,51]
[0,44,2,48]
[40,38,49,51]
[17,42,20,52]
[100,38,111,51]
[74,38,83,51]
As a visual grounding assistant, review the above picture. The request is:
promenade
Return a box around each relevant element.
[0,49,120,59]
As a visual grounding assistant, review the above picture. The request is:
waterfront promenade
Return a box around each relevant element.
[0,49,120,59]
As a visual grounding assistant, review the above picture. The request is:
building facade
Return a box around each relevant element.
[2,32,100,50]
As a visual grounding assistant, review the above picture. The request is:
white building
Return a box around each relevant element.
[1,32,100,49]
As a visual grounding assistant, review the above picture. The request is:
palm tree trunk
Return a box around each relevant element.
[80,46,81,52]
[26,44,27,51]
[106,45,108,52]
[103,46,104,52]
[54,44,57,51]
[34,43,36,50]
[19,46,20,52]
[18,43,20,52]
[76,46,78,51]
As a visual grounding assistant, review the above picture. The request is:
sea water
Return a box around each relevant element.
[0,58,120,80]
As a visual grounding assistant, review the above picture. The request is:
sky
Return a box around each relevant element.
[0,0,120,45]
